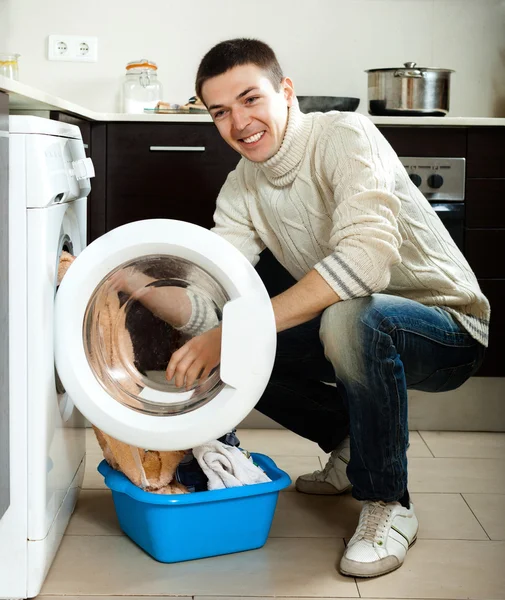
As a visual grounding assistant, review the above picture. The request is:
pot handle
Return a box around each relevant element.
[395,62,424,78]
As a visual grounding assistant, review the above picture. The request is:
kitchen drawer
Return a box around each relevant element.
[377,126,467,157]
[106,123,239,231]
[465,229,505,278]
[466,179,505,228]
[467,128,505,178]
[474,279,505,377]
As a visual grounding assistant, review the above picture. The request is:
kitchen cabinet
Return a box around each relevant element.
[465,127,505,377]
[378,126,466,157]
[0,91,10,519]
[106,123,240,232]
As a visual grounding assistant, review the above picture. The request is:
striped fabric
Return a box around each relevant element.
[212,104,490,347]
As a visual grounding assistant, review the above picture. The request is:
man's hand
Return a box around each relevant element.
[166,325,222,389]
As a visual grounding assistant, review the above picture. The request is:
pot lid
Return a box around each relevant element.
[365,62,454,73]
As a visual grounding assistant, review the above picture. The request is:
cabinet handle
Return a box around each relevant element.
[150,146,206,152]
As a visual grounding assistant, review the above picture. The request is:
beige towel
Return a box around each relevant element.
[58,251,188,494]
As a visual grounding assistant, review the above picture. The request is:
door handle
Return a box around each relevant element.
[149,146,206,152]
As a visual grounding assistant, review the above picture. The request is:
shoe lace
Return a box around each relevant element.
[315,447,343,479]
[356,501,392,544]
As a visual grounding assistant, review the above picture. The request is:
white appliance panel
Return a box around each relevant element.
[27,199,86,541]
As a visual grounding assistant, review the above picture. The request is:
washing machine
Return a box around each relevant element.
[0,116,94,599]
[0,116,276,599]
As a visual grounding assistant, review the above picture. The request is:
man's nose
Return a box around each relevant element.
[231,107,251,133]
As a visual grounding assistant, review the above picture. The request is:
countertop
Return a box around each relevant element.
[2,75,505,126]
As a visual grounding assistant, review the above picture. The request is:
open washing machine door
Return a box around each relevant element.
[54,219,276,451]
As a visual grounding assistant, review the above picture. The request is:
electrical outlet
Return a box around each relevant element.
[48,35,98,62]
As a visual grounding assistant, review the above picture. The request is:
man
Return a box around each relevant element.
[166,38,489,578]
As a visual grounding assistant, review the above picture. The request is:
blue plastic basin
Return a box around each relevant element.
[98,453,291,563]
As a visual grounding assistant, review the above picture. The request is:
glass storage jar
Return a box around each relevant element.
[0,53,20,80]
[122,59,163,114]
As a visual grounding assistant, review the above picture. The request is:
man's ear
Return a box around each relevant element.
[282,77,295,107]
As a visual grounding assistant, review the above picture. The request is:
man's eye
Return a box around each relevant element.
[214,110,226,119]
[246,96,259,104]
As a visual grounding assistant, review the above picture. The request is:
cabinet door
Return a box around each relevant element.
[377,127,467,157]
[467,128,505,178]
[466,179,505,228]
[465,230,505,278]
[106,123,240,231]
[0,91,9,519]
[475,279,505,377]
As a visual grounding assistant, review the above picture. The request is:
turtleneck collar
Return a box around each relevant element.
[249,102,314,187]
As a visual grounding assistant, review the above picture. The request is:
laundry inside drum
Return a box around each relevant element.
[83,255,229,415]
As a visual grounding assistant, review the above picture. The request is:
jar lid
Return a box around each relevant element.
[126,59,157,71]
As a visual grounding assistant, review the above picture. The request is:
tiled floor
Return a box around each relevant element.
[39,429,505,599]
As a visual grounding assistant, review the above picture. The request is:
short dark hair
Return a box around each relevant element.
[195,38,284,102]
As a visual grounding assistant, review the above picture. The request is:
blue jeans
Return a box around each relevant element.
[256,294,485,502]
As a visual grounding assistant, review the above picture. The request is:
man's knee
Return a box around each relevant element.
[319,297,373,384]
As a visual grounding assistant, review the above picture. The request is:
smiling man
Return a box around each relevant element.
[166,38,489,578]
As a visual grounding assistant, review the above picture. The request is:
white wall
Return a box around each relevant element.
[3,0,505,116]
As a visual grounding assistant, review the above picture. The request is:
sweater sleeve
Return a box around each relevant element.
[314,115,403,300]
[211,169,266,267]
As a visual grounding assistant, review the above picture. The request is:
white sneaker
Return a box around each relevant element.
[340,500,418,578]
[295,436,352,495]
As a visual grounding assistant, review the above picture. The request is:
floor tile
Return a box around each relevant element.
[238,428,324,456]
[408,458,505,493]
[85,427,101,453]
[271,492,360,538]
[269,455,322,491]
[356,540,505,599]
[82,454,107,490]
[463,494,505,540]
[411,493,488,540]
[42,536,359,597]
[420,431,505,459]
[238,429,432,459]
[66,490,121,536]
[406,431,433,458]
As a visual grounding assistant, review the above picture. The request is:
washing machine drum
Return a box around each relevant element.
[54,220,276,451]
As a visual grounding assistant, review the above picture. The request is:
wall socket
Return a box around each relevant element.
[48,35,98,62]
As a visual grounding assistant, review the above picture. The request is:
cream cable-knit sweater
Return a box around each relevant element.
[210,104,490,347]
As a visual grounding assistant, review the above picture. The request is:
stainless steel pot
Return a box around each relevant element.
[365,62,454,116]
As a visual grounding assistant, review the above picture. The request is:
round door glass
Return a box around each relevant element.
[83,255,229,416]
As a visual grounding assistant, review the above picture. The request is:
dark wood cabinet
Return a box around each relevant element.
[475,280,505,377]
[0,91,10,518]
[466,179,505,228]
[467,128,505,178]
[465,127,505,376]
[106,123,240,232]
[378,126,467,157]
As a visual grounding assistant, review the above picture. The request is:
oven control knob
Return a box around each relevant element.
[428,174,444,189]
[409,173,422,187]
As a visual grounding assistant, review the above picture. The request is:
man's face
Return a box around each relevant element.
[201,64,295,163]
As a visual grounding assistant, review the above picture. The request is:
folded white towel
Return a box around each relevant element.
[192,441,271,490]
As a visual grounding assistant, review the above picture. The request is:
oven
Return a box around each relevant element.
[400,157,466,253]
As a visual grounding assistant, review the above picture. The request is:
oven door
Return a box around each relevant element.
[430,201,465,253]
